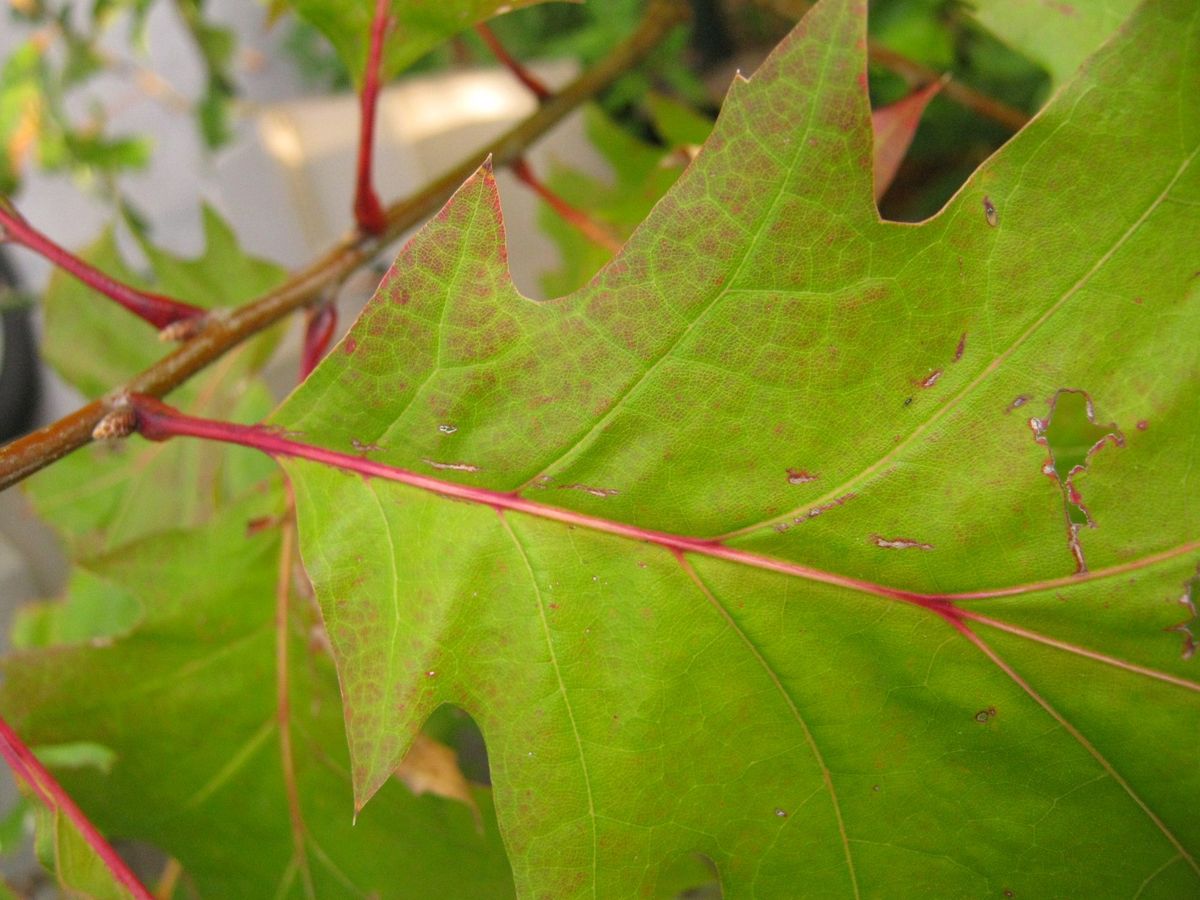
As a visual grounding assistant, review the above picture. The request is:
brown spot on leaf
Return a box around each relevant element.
[787,468,818,485]
[872,535,933,550]
[795,493,856,524]
[954,333,967,362]
[919,369,942,389]
[983,195,998,227]
[244,515,279,536]
[421,458,481,472]
[558,484,619,498]
[1167,567,1199,660]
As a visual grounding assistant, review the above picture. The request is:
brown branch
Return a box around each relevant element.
[0,0,690,492]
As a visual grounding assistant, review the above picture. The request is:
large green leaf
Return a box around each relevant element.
[281,0,557,85]
[271,0,1200,895]
[0,489,515,897]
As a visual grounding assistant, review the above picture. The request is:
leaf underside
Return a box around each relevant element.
[270,0,1200,896]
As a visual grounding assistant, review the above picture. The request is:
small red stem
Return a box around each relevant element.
[474,23,552,102]
[300,303,338,381]
[353,0,390,235]
[0,713,153,899]
[510,157,623,253]
[0,202,206,332]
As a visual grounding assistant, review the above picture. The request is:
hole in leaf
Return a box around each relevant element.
[422,704,490,785]
[1166,567,1199,661]
[1041,390,1117,482]
[1031,389,1123,572]
[656,851,723,899]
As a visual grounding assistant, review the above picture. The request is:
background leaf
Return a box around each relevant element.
[273,0,1200,895]
[281,0,557,85]
[27,207,283,557]
[0,489,516,897]
[539,99,707,296]
[966,0,1140,88]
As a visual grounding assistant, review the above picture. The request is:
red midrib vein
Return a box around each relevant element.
[130,394,1200,634]
[131,397,956,613]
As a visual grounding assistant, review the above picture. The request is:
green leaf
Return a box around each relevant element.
[966,0,1140,87]
[12,570,140,650]
[283,0,556,85]
[41,206,285,397]
[273,0,1200,895]
[30,804,135,900]
[32,743,118,775]
[28,207,285,557]
[0,489,516,897]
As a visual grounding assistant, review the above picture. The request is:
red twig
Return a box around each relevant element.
[0,201,206,335]
[353,0,390,235]
[300,302,338,381]
[510,157,623,253]
[0,713,153,899]
[474,23,552,102]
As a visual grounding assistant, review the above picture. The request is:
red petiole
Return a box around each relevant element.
[353,0,391,235]
[0,714,153,899]
[0,201,206,335]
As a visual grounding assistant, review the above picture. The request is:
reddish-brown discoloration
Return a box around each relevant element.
[1006,395,1030,413]
[982,195,998,227]
[871,534,933,551]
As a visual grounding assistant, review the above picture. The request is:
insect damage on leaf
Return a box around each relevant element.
[1167,568,1199,661]
[1030,388,1124,573]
